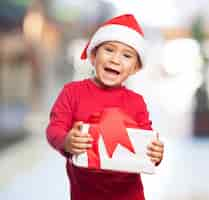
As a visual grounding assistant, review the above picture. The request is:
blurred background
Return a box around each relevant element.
[0,0,209,199]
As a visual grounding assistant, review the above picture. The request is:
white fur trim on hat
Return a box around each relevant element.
[86,24,146,65]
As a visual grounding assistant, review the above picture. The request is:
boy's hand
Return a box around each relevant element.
[147,133,164,166]
[64,121,93,155]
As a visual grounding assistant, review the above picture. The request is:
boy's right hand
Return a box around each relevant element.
[64,121,93,155]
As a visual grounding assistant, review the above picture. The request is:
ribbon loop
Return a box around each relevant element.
[87,108,138,163]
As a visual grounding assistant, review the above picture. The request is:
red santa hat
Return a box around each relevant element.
[81,14,146,66]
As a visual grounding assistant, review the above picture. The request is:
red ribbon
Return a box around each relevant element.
[86,108,139,168]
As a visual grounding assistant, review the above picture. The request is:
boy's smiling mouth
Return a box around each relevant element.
[104,67,120,75]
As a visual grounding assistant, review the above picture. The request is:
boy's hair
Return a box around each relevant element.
[80,14,146,68]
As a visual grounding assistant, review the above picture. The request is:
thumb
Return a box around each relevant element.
[73,121,83,130]
[156,132,160,140]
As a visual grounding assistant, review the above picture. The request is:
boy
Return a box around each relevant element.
[46,14,164,200]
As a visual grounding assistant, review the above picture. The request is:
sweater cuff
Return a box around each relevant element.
[46,127,72,159]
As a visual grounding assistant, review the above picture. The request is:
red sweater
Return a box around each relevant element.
[46,79,152,200]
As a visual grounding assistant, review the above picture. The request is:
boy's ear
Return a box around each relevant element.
[132,56,143,74]
[90,49,96,66]
[130,62,141,75]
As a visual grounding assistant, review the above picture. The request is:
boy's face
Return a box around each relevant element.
[90,41,140,88]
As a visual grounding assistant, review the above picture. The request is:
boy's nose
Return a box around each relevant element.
[110,53,120,65]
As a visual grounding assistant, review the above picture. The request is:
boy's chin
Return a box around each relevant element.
[94,78,122,88]
[102,82,121,88]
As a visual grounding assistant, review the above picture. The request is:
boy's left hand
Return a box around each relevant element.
[147,133,164,166]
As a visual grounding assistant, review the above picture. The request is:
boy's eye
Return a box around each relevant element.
[104,47,113,52]
[123,54,132,58]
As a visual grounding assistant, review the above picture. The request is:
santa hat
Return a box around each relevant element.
[81,14,146,66]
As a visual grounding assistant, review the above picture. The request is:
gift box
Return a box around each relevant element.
[72,108,156,174]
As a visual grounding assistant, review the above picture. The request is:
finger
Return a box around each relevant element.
[150,140,164,148]
[72,130,92,139]
[147,150,162,159]
[72,135,93,143]
[72,121,83,130]
[156,132,159,140]
[71,142,92,150]
[147,144,164,153]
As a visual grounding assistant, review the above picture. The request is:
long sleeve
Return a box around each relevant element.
[46,86,74,157]
[136,96,152,130]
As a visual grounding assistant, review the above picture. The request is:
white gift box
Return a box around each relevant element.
[72,123,157,174]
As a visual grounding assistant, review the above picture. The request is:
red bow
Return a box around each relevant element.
[86,108,139,168]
